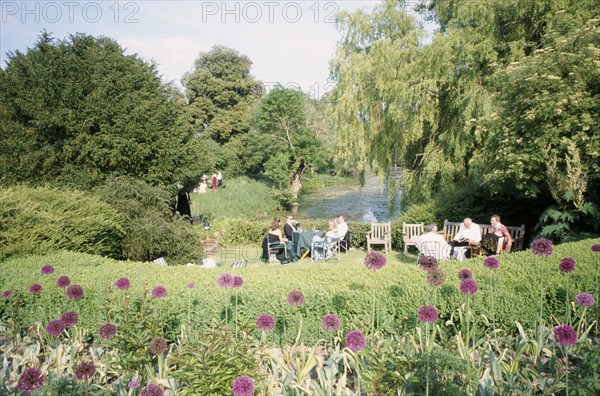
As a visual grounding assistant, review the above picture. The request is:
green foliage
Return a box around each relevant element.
[0,185,124,259]
[92,176,203,264]
[0,32,206,189]
[535,202,600,243]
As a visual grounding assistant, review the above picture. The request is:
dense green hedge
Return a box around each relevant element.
[2,238,598,345]
[0,186,124,259]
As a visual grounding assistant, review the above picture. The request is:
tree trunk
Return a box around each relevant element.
[290,160,306,200]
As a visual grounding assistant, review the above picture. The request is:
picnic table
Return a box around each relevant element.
[292,230,325,259]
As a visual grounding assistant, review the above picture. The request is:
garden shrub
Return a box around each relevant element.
[93,176,203,264]
[0,185,124,259]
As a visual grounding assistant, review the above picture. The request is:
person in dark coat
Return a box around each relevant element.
[176,184,192,219]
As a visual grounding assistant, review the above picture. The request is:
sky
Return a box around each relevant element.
[1,1,434,99]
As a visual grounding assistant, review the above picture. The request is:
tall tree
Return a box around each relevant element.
[182,46,264,145]
[0,32,207,189]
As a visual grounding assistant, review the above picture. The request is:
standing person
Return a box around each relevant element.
[211,171,218,190]
[449,218,481,258]
[217,170,223,188]
[176,183,192,221]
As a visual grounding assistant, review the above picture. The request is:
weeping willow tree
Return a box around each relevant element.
[329,0,494,204]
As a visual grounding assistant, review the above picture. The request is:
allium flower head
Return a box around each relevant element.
[57,275,71,288]
[46,319,65,336]
[17,367,44,392]
[41,264,54,274]
[99,323,116,339]
[217,272,235,288]
[75,361,96,381]
[345,330,366,352]
[149,336,169,355]
[233,276,244,288]
[418,305,439,323]
[255,314,275,331]
[458,268,472,280]
[531,238,553,257]
[559,258,576,273]
[287,290,305,307]
[364,251,387,271]
[232,375,255,396]
[483,256,499,270]
[29,283,43,295]
[2,290,12,299]
[575,292,595,307]
[460,278,478,296]
[66,285,84,300]
[427,267,446,287]
[322,313,341,331]
[553,324,577,346]
[592,244,600,252]
[61,311,78,328]
[419,255,438,272]
[114,277,130,290]
[151,286,167,298]
[140,384,164,396]
[128,380,140,389]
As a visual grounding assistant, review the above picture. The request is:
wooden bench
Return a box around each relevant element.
[366,222,392,253]
[402,222,424,254]
[442,219,526,252]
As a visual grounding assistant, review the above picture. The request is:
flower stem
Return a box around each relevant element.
[566,273,570,325]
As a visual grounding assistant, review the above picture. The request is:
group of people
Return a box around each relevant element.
[262,214,350,263]
[418,215,513,260]
[194,171,223,194]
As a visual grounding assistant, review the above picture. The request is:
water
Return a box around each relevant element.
[297,171,401,222]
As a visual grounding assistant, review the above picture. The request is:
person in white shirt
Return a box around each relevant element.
[336,214,349,252]
[419,224,451,260]
[450,218,481,258]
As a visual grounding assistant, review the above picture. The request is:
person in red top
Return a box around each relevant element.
[490,214,512,253]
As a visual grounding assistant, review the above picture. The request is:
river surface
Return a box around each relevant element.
[296,171,401,222]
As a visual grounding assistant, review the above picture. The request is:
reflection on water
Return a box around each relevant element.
[297,172,401,223]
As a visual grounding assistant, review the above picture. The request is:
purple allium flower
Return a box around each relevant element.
[188,282,196,289]
[483,256,499,270]
[592,244,600,252]
[345,330,366,352]
[140,384,164,396]
[418,305,439,323]
[217,272,235,288]
[66,285,84,300]
[114,277,130,290]
[419,255,438,272]
[287,290,305,307]
[232,276,244,288]
[426,268,446,287]
[40,264,54,275]
[364,251,387,271]
[46,319,65,336]
[61,311,78,328]
[151,286,167,299]
[322,313,341,332]
[57,275,71,288]
[575,292,595,307]
[99,323,116,339]
[458,268,472,281]
[29,283,43,295]
[2,290,12,299]
[17,367,44,392]
[232,375,255,396]
[75,361,96,381]
[149,336,169,355]
[256,314,275,331]
[460,278,478,296]
[128,380,140,389]
[531,238,553,257]
[559,258,576,273]
[553,324,578,346]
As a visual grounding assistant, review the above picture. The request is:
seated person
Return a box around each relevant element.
[336,214,350,251]
[283,215,299,240]
[489,214,512,254]
[418,223,451,260]
[325,220,339,240]
[449,218,482,258]
[262,217,290,264]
